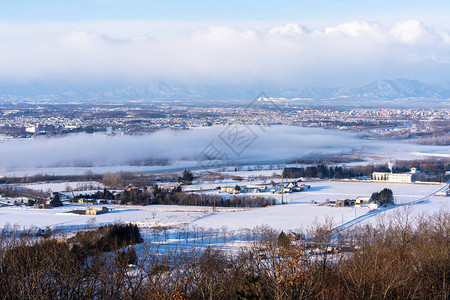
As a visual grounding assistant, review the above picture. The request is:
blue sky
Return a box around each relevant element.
[1,1,450,87]
[2,0,449,23]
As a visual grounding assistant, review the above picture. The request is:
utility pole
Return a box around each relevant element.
[281,168,284,205]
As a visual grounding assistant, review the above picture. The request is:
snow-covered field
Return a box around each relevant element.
[21,181,105,192]
[1,180,447,233]
[0,204,220,230]
[191,180,447,230]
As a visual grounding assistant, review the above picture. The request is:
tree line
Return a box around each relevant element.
[76,187,276,208]
[283,164,371,179]
[0,210,448,299]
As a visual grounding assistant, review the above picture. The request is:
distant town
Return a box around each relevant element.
[0,101,448,145]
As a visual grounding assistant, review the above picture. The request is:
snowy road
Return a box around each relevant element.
[331,181,450,236]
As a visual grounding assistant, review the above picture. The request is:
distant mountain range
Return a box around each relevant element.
[0,79,449,103]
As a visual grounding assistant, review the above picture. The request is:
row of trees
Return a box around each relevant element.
[393,159,450,177]
[283,164,372,179]
[153,191,276,208]
[0,210,448,299]
[101,170,196,189]
[69,223,143,254]
[0,186,44,199]
[77,186,276,208]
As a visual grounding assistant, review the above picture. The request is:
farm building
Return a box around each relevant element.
[368,201,380,210]
[336,199,355,207]
[70,206,109,215]
[355,196,371,206]
[221,186,241,194]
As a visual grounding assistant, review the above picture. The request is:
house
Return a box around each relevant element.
[336,199,355,207]
[435,190,449,197]
[78,198,95,204]
[299,184,311,191]
[158,183,181,192]
[287,182,298,189]
[38,203,52,209]
[272,186,291,194]
[25,126,39,133]
[242,185,267,193]
[326,200,337,207]
[220,186,241,194]
[285,182,310,192]
[355,196,370,206]
[51,192,70,202]
[368,201,380,210]
[69,206,109,215]
[85,206,109,215]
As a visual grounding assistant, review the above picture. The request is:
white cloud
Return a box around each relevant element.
[268,24,307,36]
[62,31,106,46]
[0,20,449,86]
[390,20,429,44]
[322,21,386,41]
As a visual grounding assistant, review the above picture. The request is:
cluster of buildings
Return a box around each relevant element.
[220,185,265,195]
[220,181,310,195]
[0,190,114,214]
[326,196,380,210]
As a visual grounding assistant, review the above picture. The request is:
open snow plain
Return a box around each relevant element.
[1,180,447,233]
[190,180,448,231]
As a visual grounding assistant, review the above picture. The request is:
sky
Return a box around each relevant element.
[1,1,450,87]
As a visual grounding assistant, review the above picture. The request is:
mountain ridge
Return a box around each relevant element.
[0,79,449,103]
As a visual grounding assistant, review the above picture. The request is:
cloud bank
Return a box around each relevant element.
[1,20,450,86]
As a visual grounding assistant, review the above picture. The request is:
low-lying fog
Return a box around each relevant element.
[0,126,448,176]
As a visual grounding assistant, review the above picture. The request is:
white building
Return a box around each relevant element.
[221,186,241,194]
[435,190,449,197]
[368,201,380,210]
[372,168,419,183]
[25,126,39,133]
[355,196,371,206]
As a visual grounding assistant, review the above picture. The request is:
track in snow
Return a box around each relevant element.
[330,181,449,237]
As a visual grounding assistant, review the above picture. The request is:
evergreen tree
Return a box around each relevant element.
[50,193,63,207]
[371,188,394,206]
[182,170,194,184]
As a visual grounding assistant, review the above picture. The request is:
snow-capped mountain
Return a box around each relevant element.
[349,79,450,99]
[0,79,449,103]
